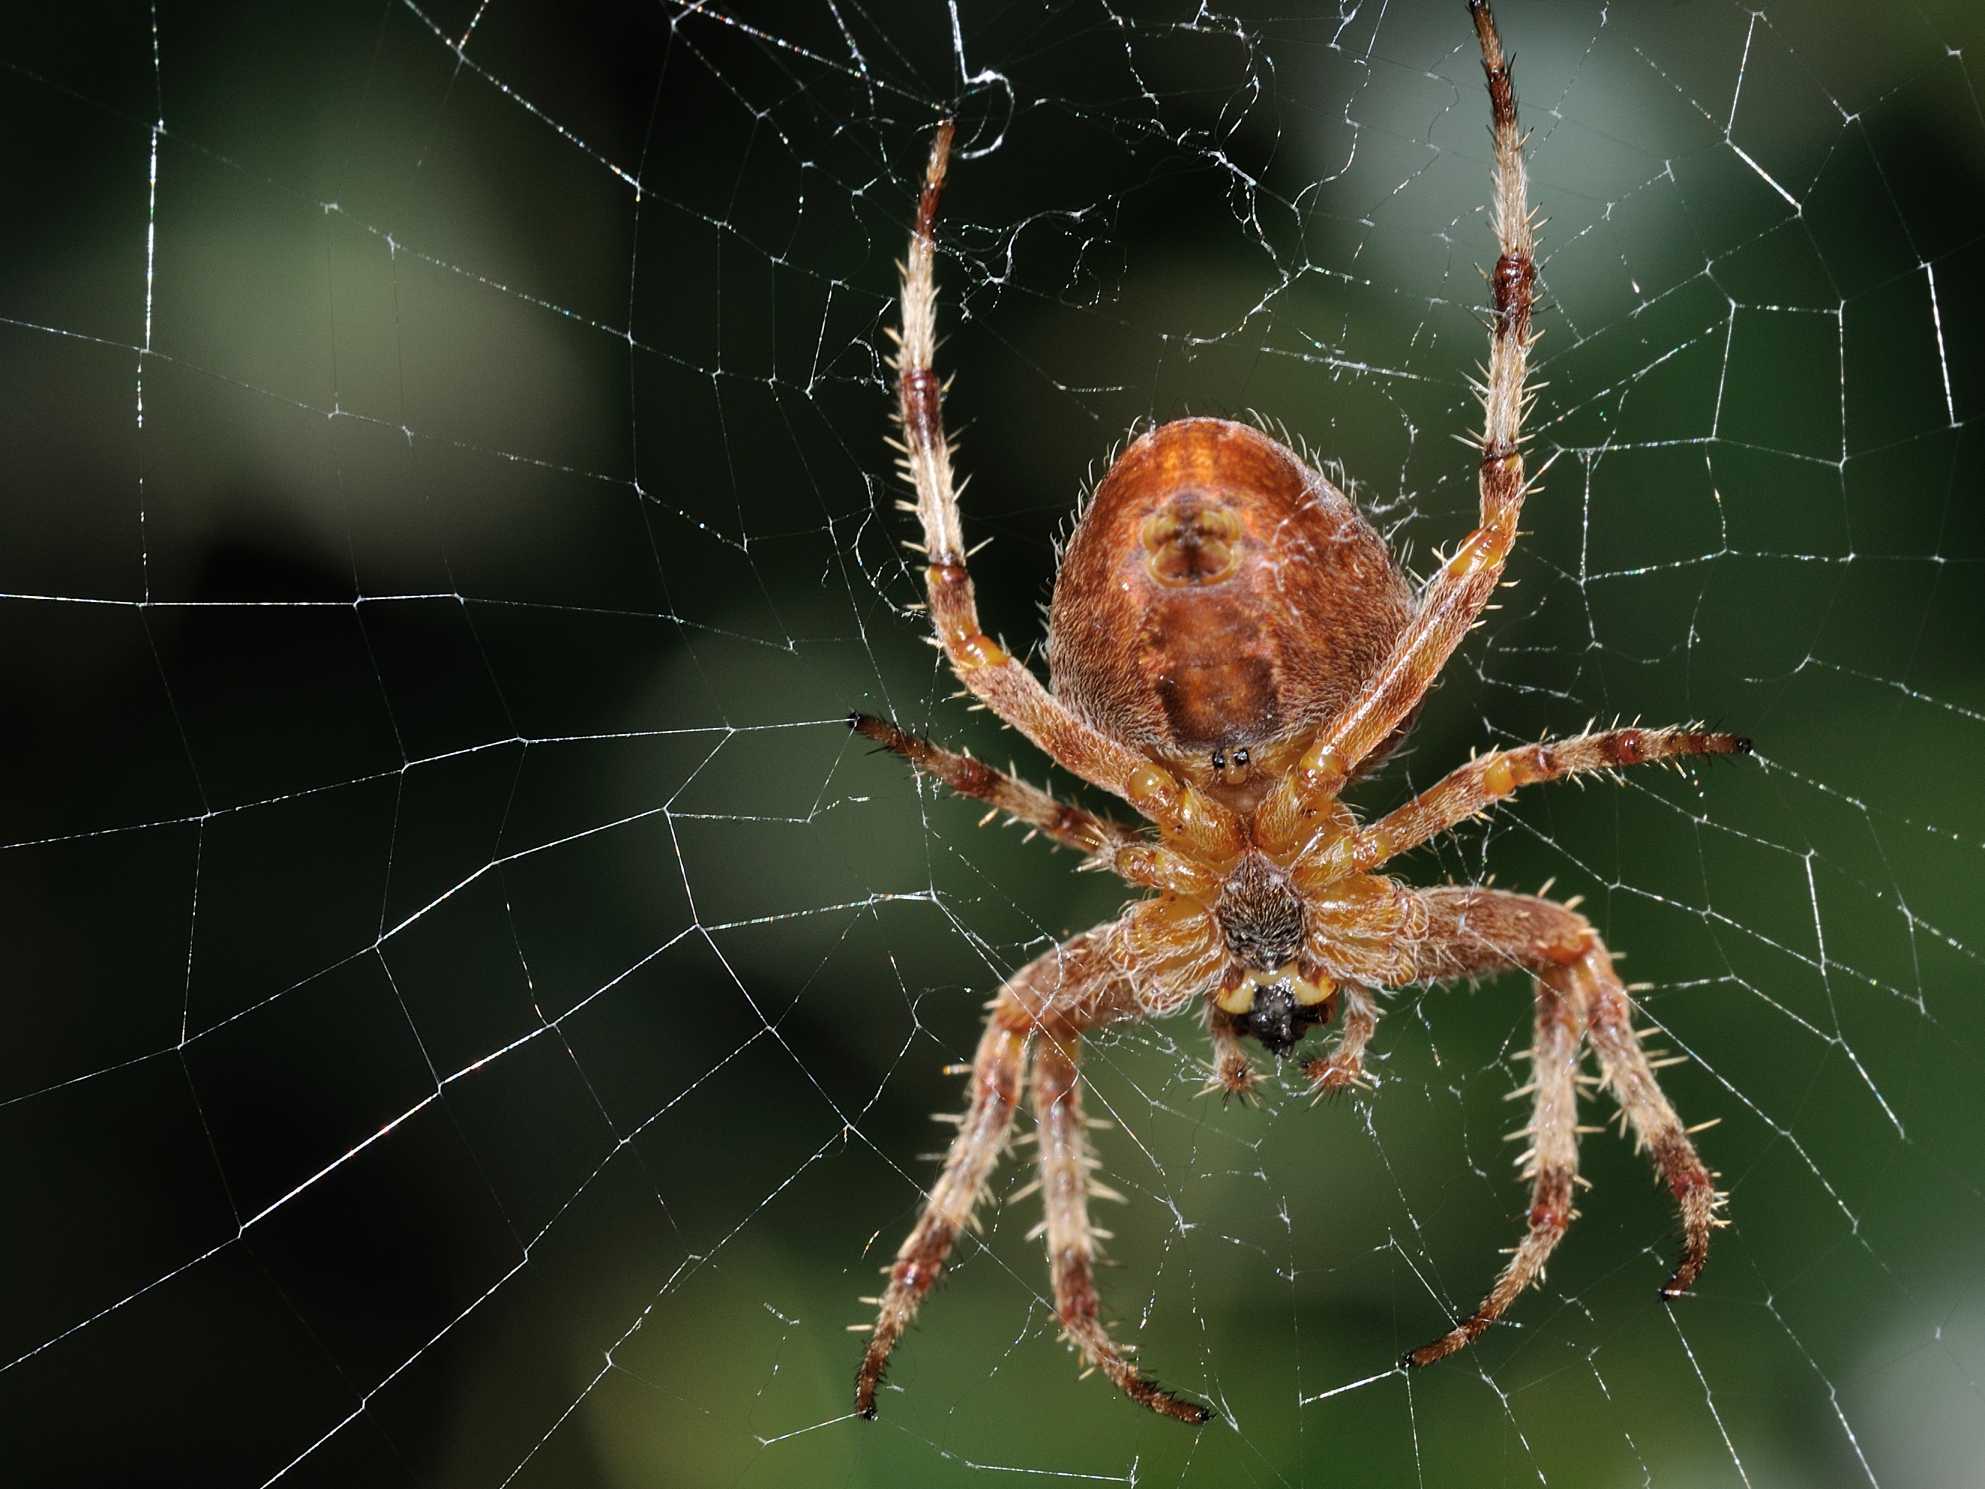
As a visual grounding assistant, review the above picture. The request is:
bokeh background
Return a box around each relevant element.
[4,2,1983,1486]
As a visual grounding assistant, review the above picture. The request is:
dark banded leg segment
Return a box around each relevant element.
[1407,961,1584,1366]
[1033,1029,1212,1423]
[887,122,1245,858]
[1401,887,1724,1366]
[1302,726,1753,880]
[1255,0,1543,847]
[856,925,1146,1420]
[855,1014,1027,1418]
[848,712,1132,857]
[1579,957,1722,1298]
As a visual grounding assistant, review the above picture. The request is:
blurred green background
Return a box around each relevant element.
[3,2,1983,1486]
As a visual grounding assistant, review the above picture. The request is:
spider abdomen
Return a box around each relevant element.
[1046,419,1412,793]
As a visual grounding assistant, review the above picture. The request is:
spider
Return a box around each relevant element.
[851,1,1743,1425]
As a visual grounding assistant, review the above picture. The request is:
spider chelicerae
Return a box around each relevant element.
[851,1,1744,1426]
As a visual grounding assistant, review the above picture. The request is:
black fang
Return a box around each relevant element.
[1238,983,1330,1058]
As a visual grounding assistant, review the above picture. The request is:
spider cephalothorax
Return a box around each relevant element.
[851,1,1745,1427]
[1212,851,1305,970]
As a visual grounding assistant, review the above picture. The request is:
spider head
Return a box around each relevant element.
[1244,981,1332,1057]
[1215,967,1336,1058]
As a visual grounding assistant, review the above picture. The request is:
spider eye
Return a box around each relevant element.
[1211,749,1227,771]
[1233,747,1250,767]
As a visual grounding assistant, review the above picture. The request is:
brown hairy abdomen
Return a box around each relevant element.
[1047,418,1412,759]
[1153,649,1280,749]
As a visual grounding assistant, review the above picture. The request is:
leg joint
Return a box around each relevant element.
[1491,252,1534,326]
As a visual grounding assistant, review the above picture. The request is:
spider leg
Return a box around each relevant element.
[848,713,1218,896]
[890,124,1243,858]
[1201,1017,1259,1103]
[1400,888,1722,1365]
[1407,952,1584,1366]
[1304,983,1381,1098]
[855,924,1142,1420]
[850,712,1132,855]
[1257,0,1538,848]
[1301,725,1753,878]
[1033,1028,1213,1423]
[1581,954,1722,1299]
[855,1012,1027,1418]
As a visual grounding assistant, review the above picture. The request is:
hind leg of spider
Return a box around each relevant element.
[855,925,1139,1419]
[1401,888,1722,1365]
[1406,949,1586,1366]
[1255,0,1542,853]
[1577,953,1724,1297]
[1033,1025,1213,1423]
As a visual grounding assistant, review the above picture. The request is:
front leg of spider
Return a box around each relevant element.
[855,0,1744,1425]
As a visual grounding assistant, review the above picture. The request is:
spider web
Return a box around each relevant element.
[3,1,1983,1485]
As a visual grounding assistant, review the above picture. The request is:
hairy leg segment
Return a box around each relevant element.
[855,927,1210,1422]
[848,712,1132,856]
[1402,888,1722,1365]
[848,712,1220,897]
[854,1009,1027,1417]
[892,125,1142,799]
[1033,1031,1212,1423]
[889,124,1243,856]
[1258,0,1541,853]
[1302,725,1752,879]
[1304,982,1382,1098]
